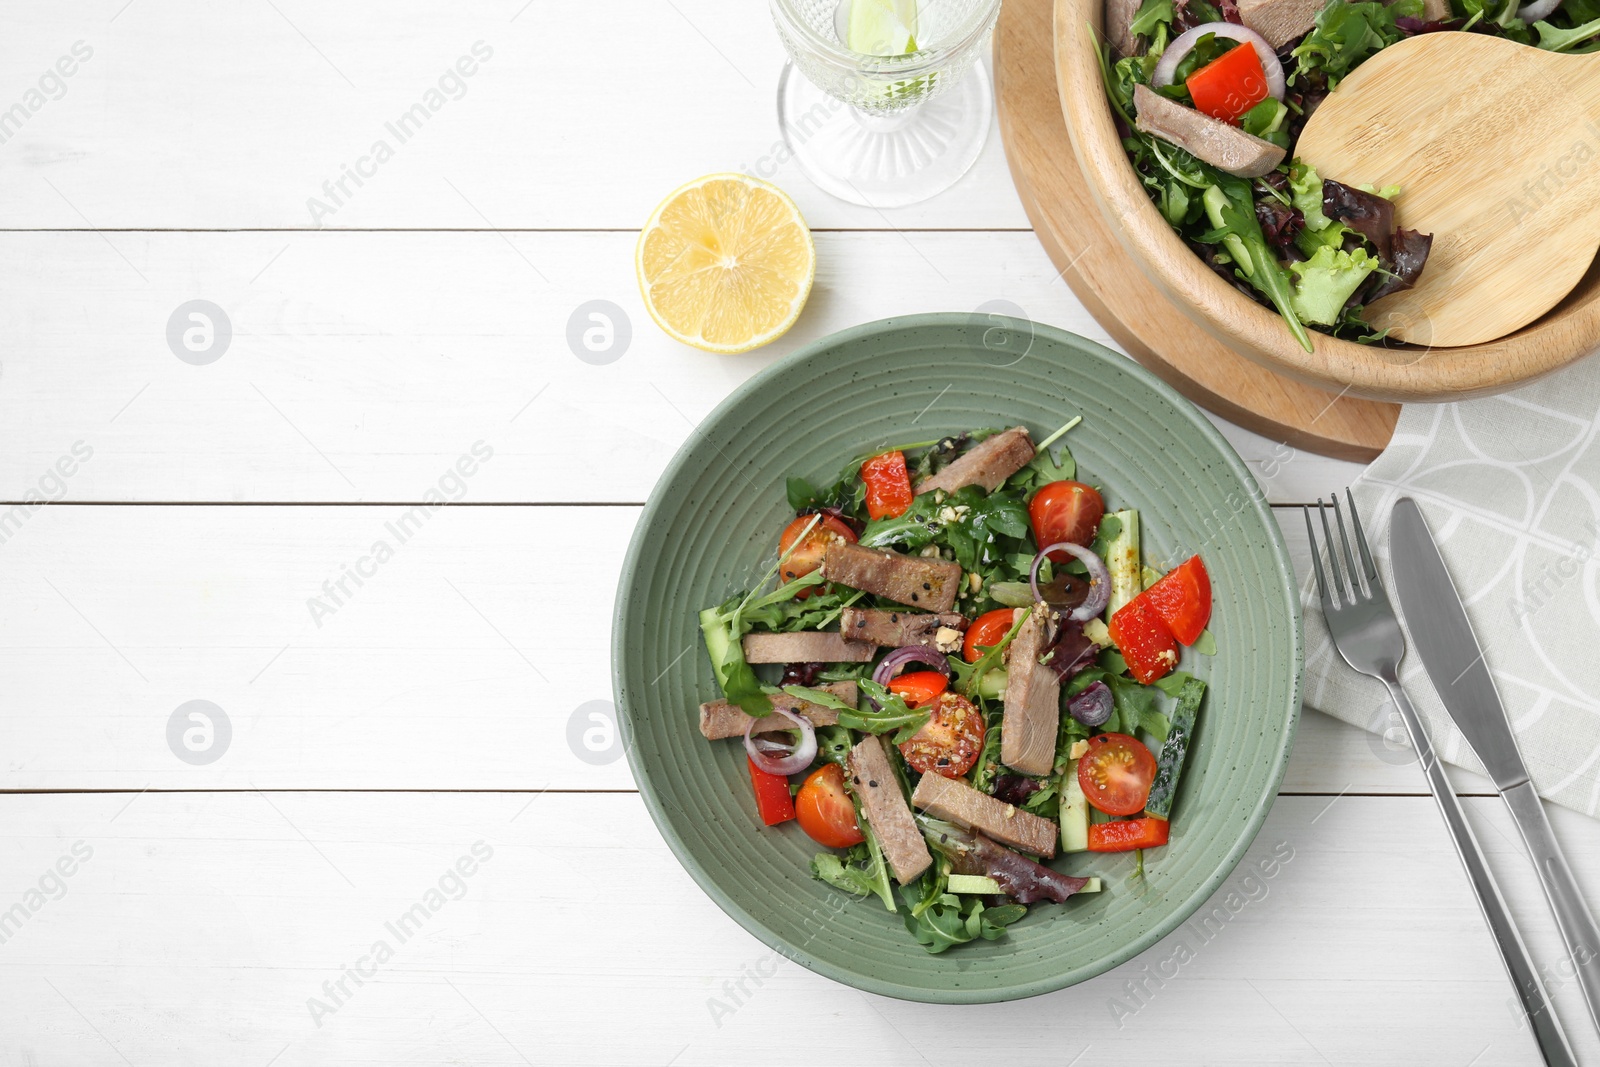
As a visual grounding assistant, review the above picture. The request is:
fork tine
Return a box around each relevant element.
[1317,497,1350,606]
[1303,504,1330,607]
[1330,492,1364,599]
[1346,488,1377,581]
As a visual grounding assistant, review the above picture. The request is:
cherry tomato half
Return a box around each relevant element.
[1077,732,1157,816]
[899,691,986,778]
[795,762,864,848]
[963,608,1016,663]
[887,670,949,708]
[1029,481,1106,561]
[778,513,857,598]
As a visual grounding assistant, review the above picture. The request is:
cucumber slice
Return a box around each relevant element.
[1060,757,1090,853]
[1106,509,1141,617]
[1078,876,1102,894]
[1145,676,1206,820]
[947,874,1004,895]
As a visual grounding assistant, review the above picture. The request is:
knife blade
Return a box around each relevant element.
[1389,496,1529,791]
[1391,495,1600,1036]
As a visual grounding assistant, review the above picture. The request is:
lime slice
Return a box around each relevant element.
[837,0,919,56]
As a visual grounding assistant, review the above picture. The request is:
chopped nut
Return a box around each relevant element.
[1069,739,1090,760]
[933,626,963,653]
[967,572,982,593]
[1004,805,1017,820]
[919,544,943,558]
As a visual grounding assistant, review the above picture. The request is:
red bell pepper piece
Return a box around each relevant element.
[1088,816,1171,852]
[1109,597,1180,684]
[1141,555,1212,646]
[747,758,796,826]
[1186,42,1270,125]
[887,670,949,709]
[860,450,914,520]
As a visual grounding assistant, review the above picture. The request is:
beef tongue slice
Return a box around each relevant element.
[821,541,962,613]
[1001,604,1063,777]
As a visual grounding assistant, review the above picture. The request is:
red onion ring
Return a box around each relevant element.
[871,644,954,687]
[1030,543,1111,622]
[1519,0,1563,19]
[1153,22,1286,102]
[1068,681,1114,728]
[743,705,816,776]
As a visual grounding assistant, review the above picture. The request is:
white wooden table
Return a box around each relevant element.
[1,3,1595,1064]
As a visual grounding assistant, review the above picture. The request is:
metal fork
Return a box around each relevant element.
[1306,491,1575,1066]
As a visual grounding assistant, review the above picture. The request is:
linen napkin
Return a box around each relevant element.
[1301,354,1600,816]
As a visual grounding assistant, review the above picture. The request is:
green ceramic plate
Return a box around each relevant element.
[613,314,1303,1003]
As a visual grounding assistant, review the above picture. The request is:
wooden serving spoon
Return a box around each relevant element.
[1296,31,1600,347]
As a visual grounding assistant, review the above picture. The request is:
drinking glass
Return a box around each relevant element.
[768,0,1003,208]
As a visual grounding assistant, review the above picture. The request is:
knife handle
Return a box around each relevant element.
[1502,779,1600,1034]
[1383,678,1576,1066]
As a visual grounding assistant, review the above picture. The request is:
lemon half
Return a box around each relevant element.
[636,173,816,355]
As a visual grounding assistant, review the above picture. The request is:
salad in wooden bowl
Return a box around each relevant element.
[1057,0,1600,400]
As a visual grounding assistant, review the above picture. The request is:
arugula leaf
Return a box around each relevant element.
[813,833,895,913]
[1153,670,1198,698]
[899,878,1026,954]
[847,681,933,743]
[787,459,868,517]
[791,681,932,743]
[786,476,818,513]
[858,490,946,551]
[1108,674,1173,743]
[815,724,854,766]
[781,684,857,712]
[1290,0,1415,83]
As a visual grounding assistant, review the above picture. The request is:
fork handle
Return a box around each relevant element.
[1383,679,1576,1066]
[1502,779,1600,1034]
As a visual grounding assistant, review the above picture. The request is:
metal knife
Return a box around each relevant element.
[1391,496,1600,1035]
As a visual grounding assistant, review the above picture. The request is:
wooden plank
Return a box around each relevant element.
[0,229,1112,504]
[0,1,1026,231]
[0,791,1591,1064]
[0,505,634,790]
[0,503,1480,794]
[0,230,1362,505]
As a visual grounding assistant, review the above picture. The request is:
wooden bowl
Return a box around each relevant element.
[1054,0,1600,402]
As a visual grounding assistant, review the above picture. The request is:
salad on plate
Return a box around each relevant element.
[694,420,1213,952]
[1101,0,1600,348]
